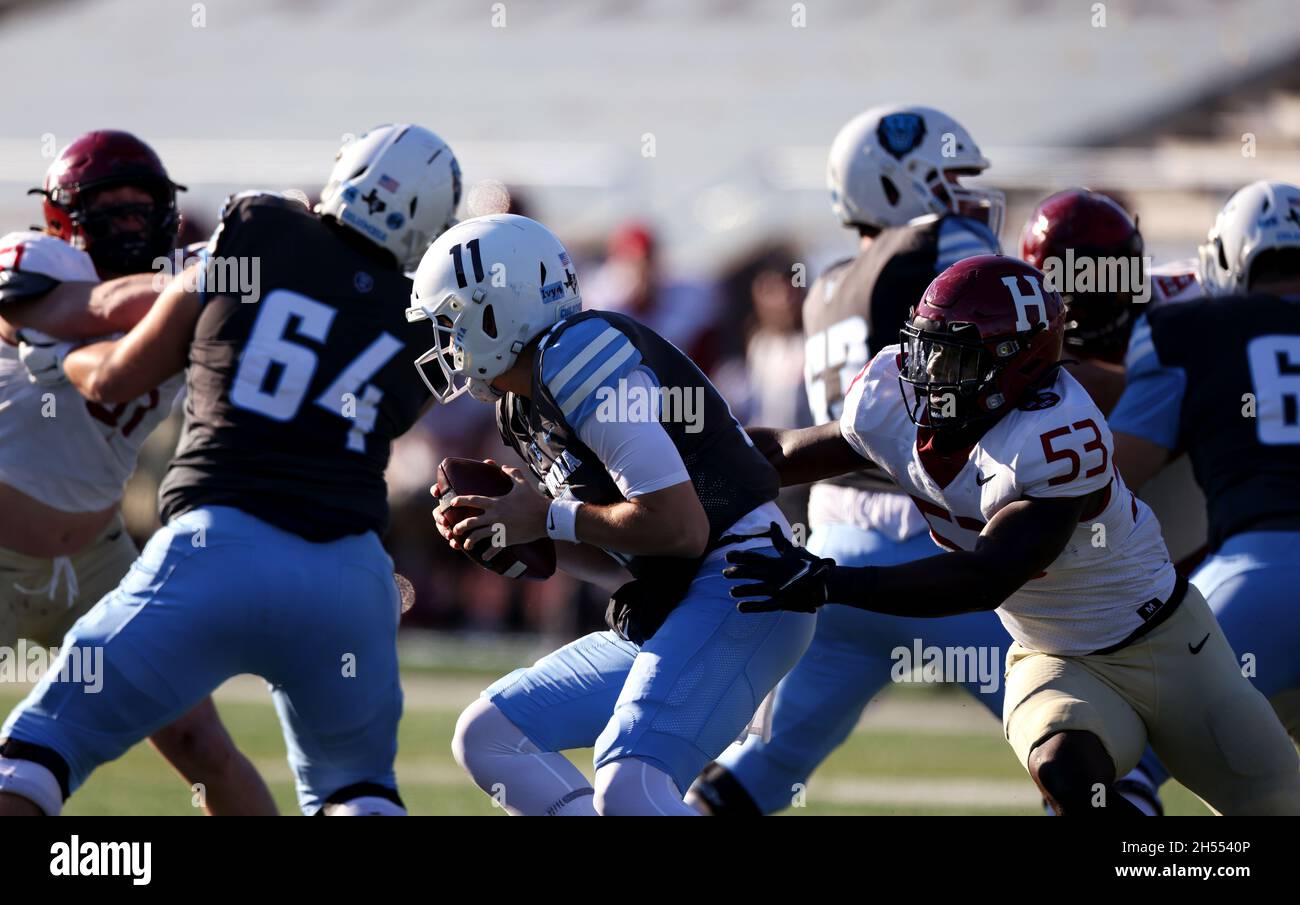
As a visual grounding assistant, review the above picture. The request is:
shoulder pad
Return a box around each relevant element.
[537,313,642,428]
[0,231,97,306]
[216,190,311,224]
[935,216,1000,270]
[209,191,315,260]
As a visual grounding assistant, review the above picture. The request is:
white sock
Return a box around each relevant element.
[451,697,597,816]
[594,759,699,816]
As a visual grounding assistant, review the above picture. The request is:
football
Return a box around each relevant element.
[434,457,557,580]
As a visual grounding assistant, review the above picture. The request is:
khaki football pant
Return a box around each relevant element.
[1003,585,1300,816]
[0,515,137,649]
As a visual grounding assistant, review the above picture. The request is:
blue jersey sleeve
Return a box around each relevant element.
[935,216,1000,272]
[1108,312,1185,450]
[539,316,644,430]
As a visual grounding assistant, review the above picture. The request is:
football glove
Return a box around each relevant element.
[724,522,835,614]
[17,330,74,387]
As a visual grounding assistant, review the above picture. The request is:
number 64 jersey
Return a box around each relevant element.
[160,193,431,541]
[839,346,1177,656]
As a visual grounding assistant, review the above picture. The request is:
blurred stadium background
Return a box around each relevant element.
[3,0,1298,813]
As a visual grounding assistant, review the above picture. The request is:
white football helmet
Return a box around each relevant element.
[827,104,1003,235]
[317,124,461,271]
[1198,180,1300,297]
[406,214,582,403]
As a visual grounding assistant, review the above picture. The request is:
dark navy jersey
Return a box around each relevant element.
[803,214,998,491]
[1110,294,1300,549]
[496,309,779,579]
[159,193,431,541]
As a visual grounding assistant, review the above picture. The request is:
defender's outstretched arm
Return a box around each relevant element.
[2,272,160,340]
[63,263,201,403]
[746,422,881,487]
[728,490,1100,617]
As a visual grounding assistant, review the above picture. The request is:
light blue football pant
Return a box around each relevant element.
[1193,530,1300,740]
[0,506,403,814]
[485,530,817,794]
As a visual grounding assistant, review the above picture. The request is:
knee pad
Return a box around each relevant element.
[321,795,406,816]
[0,738,69,814]
[594,759,692,816]
[0,742,66,816]
[452,697,523,779]
[318,782,405,816]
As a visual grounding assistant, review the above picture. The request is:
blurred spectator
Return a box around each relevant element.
[744,261,812,429]
[709,245,813,525]
[583,221,724,371]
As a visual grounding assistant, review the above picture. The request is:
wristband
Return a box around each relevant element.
[546,498,582,543]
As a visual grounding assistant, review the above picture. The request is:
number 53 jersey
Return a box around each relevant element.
[839,346,1177,656]
[160,193,431,541]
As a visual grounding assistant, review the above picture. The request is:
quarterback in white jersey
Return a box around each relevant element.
[726,255,1300,815]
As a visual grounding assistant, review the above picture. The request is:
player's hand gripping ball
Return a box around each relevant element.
[432,457,556,580]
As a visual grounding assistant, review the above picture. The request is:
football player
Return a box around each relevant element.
[1020,187,1210,570]
[0,124,461,816]
[0,130,274,815]
[724,254,1300,815]
[413,214,815,816]
[1110,180,1300,744]
[687,105,1018,815]
[1019,189,1147,413]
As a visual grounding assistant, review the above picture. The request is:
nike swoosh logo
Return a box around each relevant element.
[976,471,996,486]
[1188,633,1210,655]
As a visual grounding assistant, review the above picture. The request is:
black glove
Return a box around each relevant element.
[724,522,835,613]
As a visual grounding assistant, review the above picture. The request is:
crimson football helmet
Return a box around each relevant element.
[1019,189,1144,362]
[899,255,1065,430]
[30,130,185,277]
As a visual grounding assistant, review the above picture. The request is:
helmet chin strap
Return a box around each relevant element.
[467,378,502,402]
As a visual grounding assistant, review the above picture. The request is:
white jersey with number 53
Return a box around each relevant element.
[839,346,1177,655]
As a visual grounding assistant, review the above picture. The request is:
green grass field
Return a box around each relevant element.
[0,667,1213,816]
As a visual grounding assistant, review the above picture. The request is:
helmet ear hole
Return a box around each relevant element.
[482,304,498,339]
[1216,237,1229,271]
[880,176,900,207]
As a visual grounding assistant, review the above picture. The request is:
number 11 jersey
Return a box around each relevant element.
[160,193,431,541]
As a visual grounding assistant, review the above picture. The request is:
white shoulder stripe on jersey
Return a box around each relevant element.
[1125,319,1154,369]
[559,340,638,419]
[938,235,988,254]
[546,325,623,399]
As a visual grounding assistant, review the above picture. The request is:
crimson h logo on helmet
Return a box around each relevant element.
[1002,273,1050,332]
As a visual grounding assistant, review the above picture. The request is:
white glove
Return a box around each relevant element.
[17,329,74,387]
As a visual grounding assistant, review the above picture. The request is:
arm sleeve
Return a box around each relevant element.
[0,231,98,308]
[1107,313,1185,450]
[574,366,691,499]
